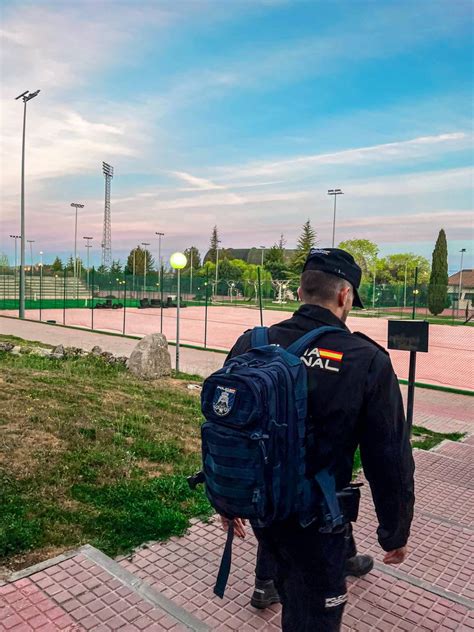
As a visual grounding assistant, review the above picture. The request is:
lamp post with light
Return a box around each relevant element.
[15,89,40,318]
[170,252,187,373]
[327,188,344,248]
[458,248,467,317]
[142,242,150,297]
[39,250,43,320]
[27,239,35,302]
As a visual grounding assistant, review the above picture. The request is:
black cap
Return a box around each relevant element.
[302,247,364,308]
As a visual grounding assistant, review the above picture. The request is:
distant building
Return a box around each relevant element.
[203,247,296,265]
[447,269,474,311]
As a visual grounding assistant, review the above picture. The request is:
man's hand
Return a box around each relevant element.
[219,515,247,539]
[383,546,407,565]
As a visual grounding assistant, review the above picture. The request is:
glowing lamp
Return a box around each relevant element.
[170,252,187,270]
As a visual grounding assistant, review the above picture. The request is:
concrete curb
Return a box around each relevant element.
[79,544,211,631]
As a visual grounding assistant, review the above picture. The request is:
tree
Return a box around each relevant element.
[110,260,123,276]
[65,256,75,272]
[379,253,430,285]
[427,229,448,315]
[183,246,201,271]
[205,226,220,264]
[51,256,63,272]
[125,246,154,275]
[265,234,289,279]
[291,220,317,274]
[337,239,379,277]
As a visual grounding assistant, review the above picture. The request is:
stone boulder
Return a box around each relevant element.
[0,342,14,352]
[51,344,65,359]
[30,347,53,358]
[127,333,171,379]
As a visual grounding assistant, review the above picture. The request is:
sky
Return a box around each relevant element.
[0,0,473,272]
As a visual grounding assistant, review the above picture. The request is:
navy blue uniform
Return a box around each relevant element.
[227,303,415,631]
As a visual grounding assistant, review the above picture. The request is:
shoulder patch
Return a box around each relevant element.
[353,331,389,355]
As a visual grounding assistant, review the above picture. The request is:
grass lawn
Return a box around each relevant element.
[0,334,211,573]
[0,334,464,574]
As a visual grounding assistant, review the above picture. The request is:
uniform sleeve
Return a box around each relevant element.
[359,351,415,552]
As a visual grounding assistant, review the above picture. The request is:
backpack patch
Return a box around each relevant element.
[212,386,236,416]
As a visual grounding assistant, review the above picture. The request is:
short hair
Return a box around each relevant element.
[300,270,352,305]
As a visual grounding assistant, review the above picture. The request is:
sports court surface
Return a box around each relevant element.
[4,305,473,391]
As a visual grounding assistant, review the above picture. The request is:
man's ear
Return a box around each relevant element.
[338,286,350,307]
[297,287,303,301]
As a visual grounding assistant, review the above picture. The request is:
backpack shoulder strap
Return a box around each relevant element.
[251,326,270,348]
[286,325,347,358]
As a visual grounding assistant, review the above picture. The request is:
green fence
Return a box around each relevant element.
[1,266,472,326]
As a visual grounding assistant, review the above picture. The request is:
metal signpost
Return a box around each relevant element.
[388,320,429,432]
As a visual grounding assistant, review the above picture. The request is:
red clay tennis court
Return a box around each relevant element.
[5,305,473,391]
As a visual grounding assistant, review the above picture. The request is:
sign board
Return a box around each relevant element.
[387,320,429,353]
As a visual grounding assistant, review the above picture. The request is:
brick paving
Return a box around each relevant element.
[0,548,206,631]
[116,439,474,630]
[1,445,473,631]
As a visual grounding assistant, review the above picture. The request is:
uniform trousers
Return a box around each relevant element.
[253,519,352,632]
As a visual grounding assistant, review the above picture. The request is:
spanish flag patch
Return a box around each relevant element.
[318,348,344,362]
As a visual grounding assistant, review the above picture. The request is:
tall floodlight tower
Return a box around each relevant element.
[101,162,114,269]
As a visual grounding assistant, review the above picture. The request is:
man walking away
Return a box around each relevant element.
[221,248,415,631]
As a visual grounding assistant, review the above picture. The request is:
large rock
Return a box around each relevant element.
[127,333,171,379]
[30,347,53,358]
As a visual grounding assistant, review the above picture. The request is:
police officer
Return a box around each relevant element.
[221,248,415,631]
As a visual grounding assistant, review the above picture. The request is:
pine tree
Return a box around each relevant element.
[427,229,448,315]
[206,226,220,263]
[51,256,63,272]
[265,235,289,279]
[291,220,317,273]
[66,256,75,272]
[125,247,154,275]
[110,260,123,276]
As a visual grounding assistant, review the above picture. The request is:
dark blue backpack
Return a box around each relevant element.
[196,325,348,597]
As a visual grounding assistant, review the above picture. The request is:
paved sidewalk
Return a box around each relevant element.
[2,440,473,631]
[0,545,208,631]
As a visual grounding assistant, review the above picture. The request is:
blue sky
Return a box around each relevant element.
[0,0,472,272]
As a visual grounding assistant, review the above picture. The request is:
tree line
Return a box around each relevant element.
[12,222,451,315]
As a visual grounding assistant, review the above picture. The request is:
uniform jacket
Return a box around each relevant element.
[226,303,415,552]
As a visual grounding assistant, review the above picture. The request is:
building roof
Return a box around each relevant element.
[203,247,297,264]
[448,269,474,287]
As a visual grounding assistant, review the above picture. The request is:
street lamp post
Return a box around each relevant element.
[215,240,221,298]
[39,250,43,320]
[170,252,187,373]
[71,203,84,298]
[27,239,35,302]
[458,248,467,317]
[190,249,193,297]
[327,188,344,248]
[155,232,164,269]
[83,236,93,303]
[142,242,150,297]
[260,245,266,267]
[404,261,408,310]
[15,89,40,318]
[10,235,21,304]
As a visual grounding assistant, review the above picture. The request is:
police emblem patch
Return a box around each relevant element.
[212,385,237,416]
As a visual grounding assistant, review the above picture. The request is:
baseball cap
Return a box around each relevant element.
[302,247,364,308]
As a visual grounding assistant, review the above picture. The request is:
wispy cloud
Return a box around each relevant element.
[214,133,471,181]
